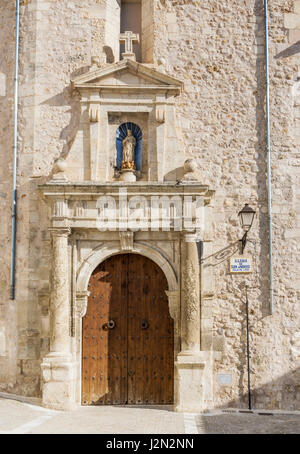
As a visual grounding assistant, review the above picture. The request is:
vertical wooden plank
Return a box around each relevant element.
[108,253,128,404]
[82,255,128,405]
[127,254,137,404]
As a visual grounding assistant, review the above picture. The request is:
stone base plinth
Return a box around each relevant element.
[175,352,206,413]
[41,353,77,411]
[50,173,69,183]
[119,169,136,182]
[121,52,136,61]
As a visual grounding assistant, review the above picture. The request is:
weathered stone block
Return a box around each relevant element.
[284,13,300,29]
[41,362,51,383]
[52,364,75,382]
[289,29,300,43]
[295,1,300,15]
[175,353,207,413]
[42,381,76,411]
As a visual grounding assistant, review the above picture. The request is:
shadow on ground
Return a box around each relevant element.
[197,412,300,434]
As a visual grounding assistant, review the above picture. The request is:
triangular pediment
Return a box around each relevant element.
[72,59,183,94]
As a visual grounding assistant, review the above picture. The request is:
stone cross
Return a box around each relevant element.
[119,31,140,55]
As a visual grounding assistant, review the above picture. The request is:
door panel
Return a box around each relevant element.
[127,254,174,404]
[82,255,128,405]
[82,254,174,405]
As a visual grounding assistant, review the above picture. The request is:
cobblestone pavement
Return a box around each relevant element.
[0,398,299,434]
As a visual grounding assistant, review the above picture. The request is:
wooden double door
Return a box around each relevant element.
[82,254,174,405]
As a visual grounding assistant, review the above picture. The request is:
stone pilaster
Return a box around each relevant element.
[175,232,207,413]
[89,104,100,181]
[41,227,76,410]
[180,233,200,354]
[49,227,71,353]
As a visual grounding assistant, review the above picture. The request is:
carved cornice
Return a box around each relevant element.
[49,227,71,237]
[39,183,214,233]
[71,59,183,94]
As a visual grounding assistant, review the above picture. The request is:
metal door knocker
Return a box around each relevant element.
[141,320,148,330]
[107,320,116,330]
[102,320,116,330]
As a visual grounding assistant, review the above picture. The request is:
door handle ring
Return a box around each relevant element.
[102,320,116,330]
[141,320,148,330]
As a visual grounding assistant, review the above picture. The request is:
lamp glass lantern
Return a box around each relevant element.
[238,204,256,232]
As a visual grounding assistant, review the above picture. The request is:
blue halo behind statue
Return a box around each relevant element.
[116,122,142,171]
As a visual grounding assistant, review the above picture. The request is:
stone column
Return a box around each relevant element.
[41,227,76,410]
[180,233,200,354]
[49,227,71,353]
[175,232,206,413]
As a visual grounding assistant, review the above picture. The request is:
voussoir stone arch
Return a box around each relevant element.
[76,241,178,301]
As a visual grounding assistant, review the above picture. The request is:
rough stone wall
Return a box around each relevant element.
[0,0,18,393]
[0,0,299,409]
[0,0,105,396]
[153,0,300,410]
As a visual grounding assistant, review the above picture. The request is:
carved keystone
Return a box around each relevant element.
[119,231,134,251]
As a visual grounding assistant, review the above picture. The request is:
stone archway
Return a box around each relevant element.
[82,253,174,405]
[76,241,179,318]
[75,242,179,406]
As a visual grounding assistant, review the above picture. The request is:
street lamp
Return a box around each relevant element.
[238,204,256,254]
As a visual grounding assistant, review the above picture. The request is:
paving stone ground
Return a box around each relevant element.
[0,398,299,434]
[196,412,300,435]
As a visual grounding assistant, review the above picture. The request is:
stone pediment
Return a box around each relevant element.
[72,59,183,95]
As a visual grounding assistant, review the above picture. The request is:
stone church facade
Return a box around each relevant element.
[0,0,299,411]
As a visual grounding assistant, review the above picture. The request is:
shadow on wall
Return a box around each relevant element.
[253,0,271,318]
[103,46,115,64]
[202,241,240,268]
[275,40,300,59]
[41,81,82,173]
[217,367,300,412]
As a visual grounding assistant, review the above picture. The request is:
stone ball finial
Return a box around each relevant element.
[181,158,199,182]
[54,158,67,174]
[184,158,198,174]
[51,158,68,182]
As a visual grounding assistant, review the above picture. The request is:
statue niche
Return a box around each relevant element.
[116,122,142,173]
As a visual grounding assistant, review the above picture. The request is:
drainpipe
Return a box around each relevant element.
[10,0,20,300]
[264,0,274,315]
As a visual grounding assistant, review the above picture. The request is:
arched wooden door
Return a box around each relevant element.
[82,254,174,405]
